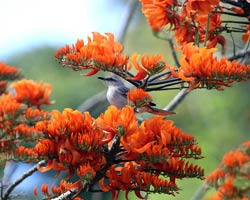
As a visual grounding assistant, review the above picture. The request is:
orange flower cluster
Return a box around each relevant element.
[15,109,108,179]
[55,33,173,82]
[139,0,180,31]
[9,105,203,199]
[99,162,178,199]
[54,32,129,76]
[0,62,22,95]
[35,180,83,199]
[139,0,225,47]
[186,0,220,15]
[96,106,203,199]
[242,25,250,44]
[139,0,250,48]
[0,62,21,81]
[127,88,153,108]
[172,43,250,90]
[0,68,52,161]
[0,94,26,138]
[130,53,167,80]
[206,141,250,200]
[10,79,52,108]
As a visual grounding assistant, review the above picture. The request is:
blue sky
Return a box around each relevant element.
[0,0,125,60]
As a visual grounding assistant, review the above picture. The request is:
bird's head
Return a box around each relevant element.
[98,76,124,87]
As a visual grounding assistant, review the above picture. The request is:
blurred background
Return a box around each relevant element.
[0,0,249,199]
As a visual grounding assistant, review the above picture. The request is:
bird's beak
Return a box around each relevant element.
[98,77,106,81]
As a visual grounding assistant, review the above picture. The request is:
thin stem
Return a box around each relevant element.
[146,80,186,91]
[228,49,250,61]
[190,182,210,200]
[229,32,236,57]
[222,20,249,25]
[149,70,178,82]
[50,188,78,200]
[2,160,46,200]
[116,0,139,44]
[212,11,246,17]
[167,38,180,67]
[204,13,210,47]
[148,78,182,86]
[163,88,190,111]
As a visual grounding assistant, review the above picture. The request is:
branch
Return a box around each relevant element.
[116,0,139,44]
[2,160,46,200]
[167,38,180,67]
[50,188,78,200]
[77,91,107,112]
[190,182,210,200]
[163,88,190,111]
[227,49,250,62]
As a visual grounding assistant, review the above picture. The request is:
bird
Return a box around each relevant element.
[98,76,175,116]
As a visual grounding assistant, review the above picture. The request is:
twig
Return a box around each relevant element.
[167,38,180,67]
[190,182,210,200]
[50,188,78,200]
[221,20,249,25]
[77,91,107,112]
[212,10,246,17]
[163,88,190,111]
[117,0,139,44]
[2,160,46,200]
[227,49,250,62]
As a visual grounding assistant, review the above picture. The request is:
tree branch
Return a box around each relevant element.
[2,160,46,200]
[163,88,190,111]
[190,182,210,200]
[50,188,78,200]
[117,0,139,44]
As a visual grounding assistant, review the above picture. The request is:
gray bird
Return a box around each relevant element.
[98,76,175,116]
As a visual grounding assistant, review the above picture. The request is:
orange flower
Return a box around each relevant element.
[10,79,52,108]
[242,25,250,43]
[0,62,21,80]
[0,94,25,117]
[174,21,203,45]
[141,116,195,148]
[51,180,83,197]
[13,124,38,138]
[23,107,50,123]
[55,32,129,75]
[97,105,138,137]
[139,0,180,31]
[175,43,250,90]
[0,81,7,94]
[186,0,220,15]
[130,53,167,80]
[36,109,92,139]
[206,141,250,199]
[197,13,221,31]
[33,139,57,158]
[127,88,152,108]
[222,149,248,168]
[41,184,50,196]
[77,163,96,181]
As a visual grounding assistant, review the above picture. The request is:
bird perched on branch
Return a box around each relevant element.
[98,76,175,116]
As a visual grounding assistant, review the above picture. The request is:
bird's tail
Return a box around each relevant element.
[142,106,176,116]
